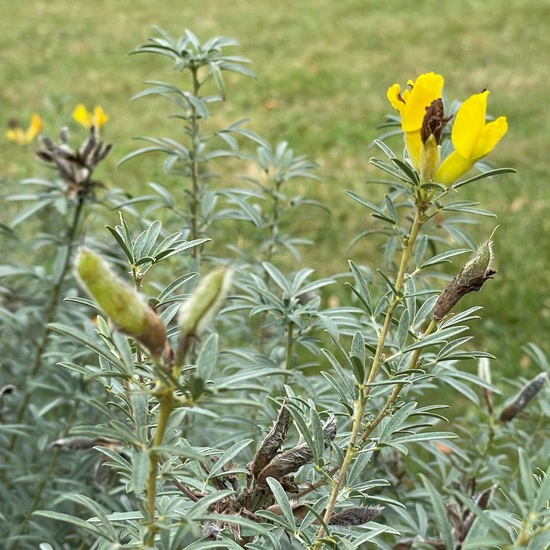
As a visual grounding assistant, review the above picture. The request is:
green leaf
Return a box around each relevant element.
[196,333,219,381]
[420,475,454,550]
[266,477,296,530]
[32,510,112,540]
[47,322,129,375]
[518,448,536,504]
[346,190,397,224]
[132,450,150,496]
[451,167,516,189]
[535,462,550,510]
[420,248,470,269]
[348,260,373,315]
[207,439,252,479]
[403,325,469,352]
[396,309,410,350]
[133,220,162,261]
[350,331,366,383]
[262,262,292,296]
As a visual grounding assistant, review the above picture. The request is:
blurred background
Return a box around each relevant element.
[2,0,549,372]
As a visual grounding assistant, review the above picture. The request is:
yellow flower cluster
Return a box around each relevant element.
[6,104,109,145]
[387,73,508,185]
[5,114,44,145]
[72,104,109,129]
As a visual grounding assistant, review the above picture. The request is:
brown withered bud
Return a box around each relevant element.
[329,505,383,526]
[36,125,111,200]
[251,403,291,479]
[0,384,16,422]
[421,98,452,145]
[499,372,547,422]
[267,500,310,521]
[433,238,496,321]
[256,443,312,487]
[256,417,336,486]
[457,485,496,541]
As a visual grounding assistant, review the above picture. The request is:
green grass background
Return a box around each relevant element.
[2,0,550,373]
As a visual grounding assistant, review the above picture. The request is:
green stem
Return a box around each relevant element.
[283,322,295,386]
[189,67,201,258]
[146,390,176,546]
[9,196,86,453]
[314,204,426,547]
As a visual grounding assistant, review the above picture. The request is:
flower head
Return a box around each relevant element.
[72,104,109,129]
[388,75,508,185]
[387,72,444,169]
[436,91,508,184]
[6,114,44,145]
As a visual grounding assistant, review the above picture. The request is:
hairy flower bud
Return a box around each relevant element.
[499,372,548,422]
[420,133,440,182]
[178,267,233,338]
[433,237,496,321]
[76,247,167,357]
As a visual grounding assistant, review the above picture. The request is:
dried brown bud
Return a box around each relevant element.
[499,372,547,422]
[433,238,496,321]
[256,443,312,487]
[251,403,291,479]
[329,505,383,526]
[421,98,452,145]
[267,500,310,521]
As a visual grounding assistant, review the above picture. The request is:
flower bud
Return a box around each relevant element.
[178,266,233,337]
[420,133,440,182]
[433,237,496,321]
[76,247,167,357]
[499,372,547,422]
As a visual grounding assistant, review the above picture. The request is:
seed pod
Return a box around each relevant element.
[433,238,496,321]
[329,505,384,526]
[499,372,547,422]
[178,266,233,338]
[76,247,167,357]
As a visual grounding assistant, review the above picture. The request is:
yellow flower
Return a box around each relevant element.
[436,91,508,185]
[72,104,109,129]
[6,114,44,145]
[387,72,444,170]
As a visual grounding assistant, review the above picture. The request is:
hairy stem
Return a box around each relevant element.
[314,204,426,546]
[146,392,175,546]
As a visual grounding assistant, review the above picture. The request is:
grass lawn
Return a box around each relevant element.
[2,0,550,373]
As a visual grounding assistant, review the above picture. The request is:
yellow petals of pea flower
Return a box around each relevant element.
[6,114,44,145]
[387,73,444,170]
[72,104,109,129]
[435,91,508,185]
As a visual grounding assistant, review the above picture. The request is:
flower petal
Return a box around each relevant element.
[93,106,109,128]
[451,91,488,159]
[402,72,444,132]
[471,116,508,159]
[26,114,44,142]
[405,129,423,170]
[435,150,475,185]
[73,104,92,128]
[387,84,405,114]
